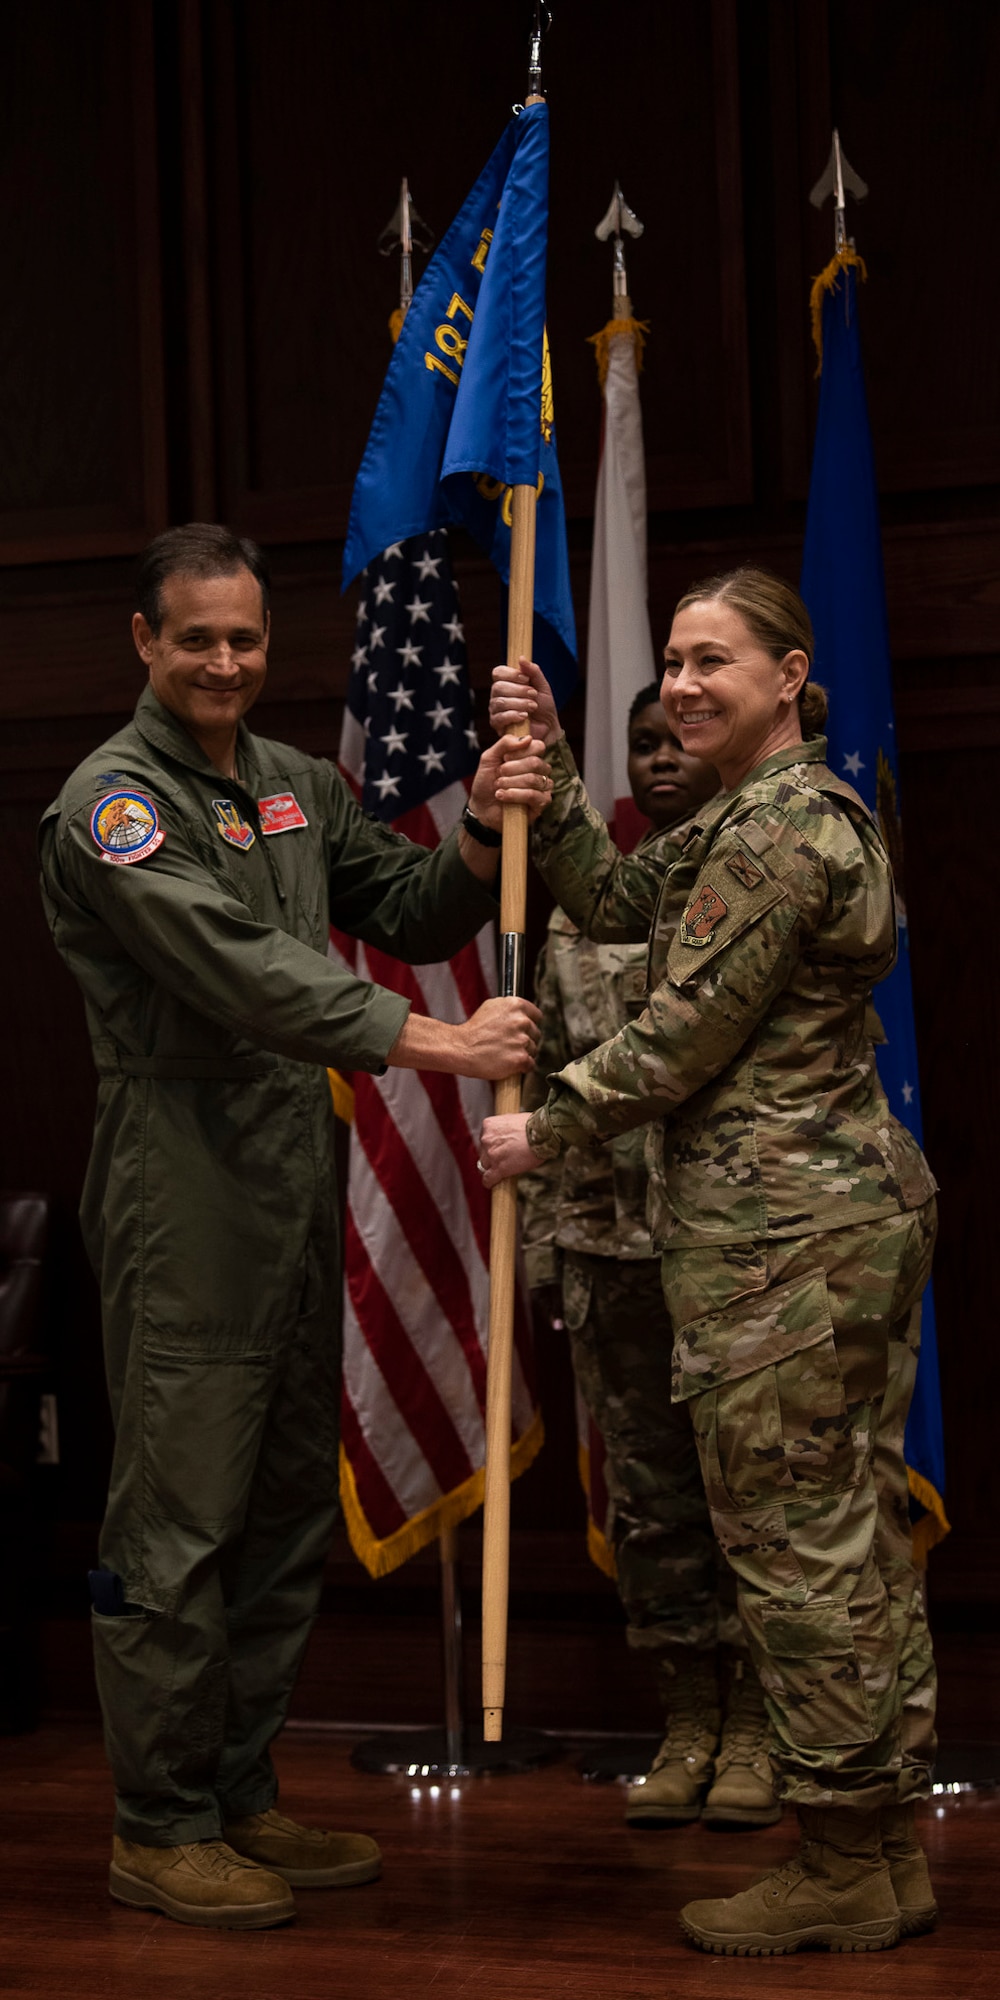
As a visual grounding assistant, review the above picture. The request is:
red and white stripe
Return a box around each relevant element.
[331,771,537,1575]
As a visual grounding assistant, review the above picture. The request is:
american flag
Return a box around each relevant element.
[332,529,541,1578]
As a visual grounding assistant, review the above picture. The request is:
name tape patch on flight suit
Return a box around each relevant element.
[680,882,728,948]
[90,792,165,866]
[259,792,308,836]
[213,799,256,849]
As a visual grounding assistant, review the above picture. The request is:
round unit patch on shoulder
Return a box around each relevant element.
[90,791,165,866]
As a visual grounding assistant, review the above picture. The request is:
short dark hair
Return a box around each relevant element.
[627,682,664,728]
[136,523,271,634]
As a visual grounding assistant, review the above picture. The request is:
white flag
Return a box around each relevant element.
[583,323,656,841]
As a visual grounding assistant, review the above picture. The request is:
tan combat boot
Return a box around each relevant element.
[880,1801,937,1935]
[625,1652,720,1826]
[109,1835,295,1928]
[679,1804,901,1955]
[224,1806,382,1887]
[701,1655,782,1829]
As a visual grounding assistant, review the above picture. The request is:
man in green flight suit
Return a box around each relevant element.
[39,523,548,1931]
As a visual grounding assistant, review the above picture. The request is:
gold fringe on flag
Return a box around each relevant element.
[577,1440,616,1579]
[907,1466,951,1569]
[587,315,650,391]
[339,1405,545,1579]
[809,246,868,376]
[327,1067,356,1125]
[388,306,405,347]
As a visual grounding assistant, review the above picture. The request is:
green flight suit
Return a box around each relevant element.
[39,686,498,1844]
[525,736,938,1810]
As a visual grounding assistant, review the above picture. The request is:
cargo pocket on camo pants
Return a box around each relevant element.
[668,1260,877,1749]
[758,1599,876,1747]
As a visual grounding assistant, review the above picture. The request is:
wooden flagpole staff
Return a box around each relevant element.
[481,17,549,1749]
[482,475,537,1743]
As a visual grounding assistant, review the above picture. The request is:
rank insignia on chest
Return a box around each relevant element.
[258,792,308,836]
[725,849,765,891]
[212,799,256,850]
[680,882,728,948]
[90,791,165,866]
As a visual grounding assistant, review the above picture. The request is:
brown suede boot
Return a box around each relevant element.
[625,1653,720,1826]
[701,1655,782,1829]
[109,1836,295,1929]
[679,1804,901,1955]
[880,1802,937,1936]
[224,1807,381,1887]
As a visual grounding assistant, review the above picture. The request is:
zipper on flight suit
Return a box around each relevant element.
[228,773,287,906]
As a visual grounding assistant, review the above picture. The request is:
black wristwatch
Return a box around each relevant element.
[460,804,503,848]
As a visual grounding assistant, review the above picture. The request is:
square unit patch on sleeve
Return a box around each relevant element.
[725,849,766,891]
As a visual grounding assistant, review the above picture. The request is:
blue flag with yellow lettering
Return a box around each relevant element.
[342,101,576,705]
[800,258,948,1559]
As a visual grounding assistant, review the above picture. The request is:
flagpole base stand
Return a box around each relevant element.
[576,1735,661,1783]
[350,1725,565,1777]
[930,1744,1000,1794]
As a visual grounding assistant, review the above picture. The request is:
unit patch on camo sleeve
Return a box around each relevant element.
[679,883,729,948]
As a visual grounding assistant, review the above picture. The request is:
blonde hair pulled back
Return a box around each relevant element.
[673,565,828,734]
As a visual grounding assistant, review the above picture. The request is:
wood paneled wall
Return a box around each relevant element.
[3,2,998,1717]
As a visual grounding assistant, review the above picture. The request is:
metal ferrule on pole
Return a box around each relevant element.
[500,932,526,999]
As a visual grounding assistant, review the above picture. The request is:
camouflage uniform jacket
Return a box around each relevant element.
[520,823,692,1287]
[525,736,935,1249]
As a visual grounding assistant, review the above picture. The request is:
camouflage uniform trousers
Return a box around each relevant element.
[663,1197,938,1810]
[562,1249,742,1654]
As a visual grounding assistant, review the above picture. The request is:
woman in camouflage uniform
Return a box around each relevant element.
[520,690,781,1831]
[484,568,939,1958]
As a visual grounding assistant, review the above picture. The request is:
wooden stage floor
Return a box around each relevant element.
[4,1722,997,1999]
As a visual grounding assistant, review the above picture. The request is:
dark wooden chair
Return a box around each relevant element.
[0,1193,51,1730]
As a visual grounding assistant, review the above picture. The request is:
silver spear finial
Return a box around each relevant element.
[595,182,644,302]
[809,129,868,254]
[377,179,435,321]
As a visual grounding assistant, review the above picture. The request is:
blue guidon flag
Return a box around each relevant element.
[800,254,948,1559]
[342,100,577,708]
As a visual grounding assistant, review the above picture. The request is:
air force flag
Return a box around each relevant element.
[342,101,576,707]
[801,258,948,1557]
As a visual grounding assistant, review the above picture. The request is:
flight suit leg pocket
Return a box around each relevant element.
[142,1338,277,1541]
